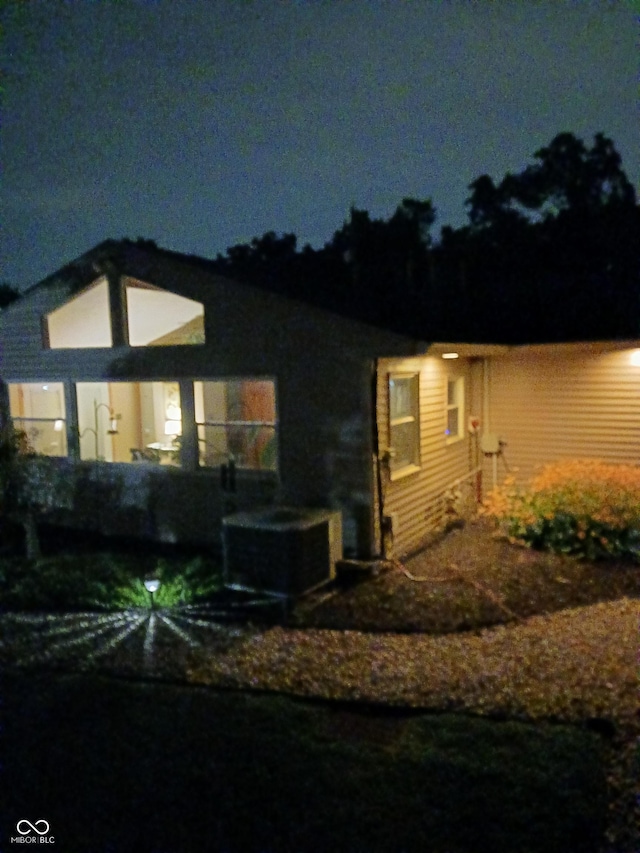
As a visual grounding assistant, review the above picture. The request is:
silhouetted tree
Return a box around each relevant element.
[0,283,20,310]
[444,132,639,342]
[212,133,637,343]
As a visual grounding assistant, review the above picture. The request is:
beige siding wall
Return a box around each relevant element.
[485,345,640,487]
[377,355,482,557]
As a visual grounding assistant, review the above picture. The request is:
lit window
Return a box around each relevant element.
[8,382,67,456]
[445,377,464,442]
[45,276,205,349]
[194,379,277,471]
[45,278,112,349]
[125,278,204,346]
[388,374,420,475]
[76,381,181,465]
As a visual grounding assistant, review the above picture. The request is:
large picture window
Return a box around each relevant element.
[45,278,112,349]
[124,278,205,346]
[388,374,420,476]
[194,379,277,471]
[8,382,67,457]
[76,381,181,465]
[44,276,204,350]
[8,378,278,472]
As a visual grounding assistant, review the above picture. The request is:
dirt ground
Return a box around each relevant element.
[290,518,640,633]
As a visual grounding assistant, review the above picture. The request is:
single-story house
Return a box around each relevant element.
[1,240,638,568]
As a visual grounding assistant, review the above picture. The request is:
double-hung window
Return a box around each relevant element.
[388,373,420,476]
[445,377,464,442]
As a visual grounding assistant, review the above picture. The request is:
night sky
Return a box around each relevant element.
[2,0,637,291]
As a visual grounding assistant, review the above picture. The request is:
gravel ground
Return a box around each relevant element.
[188,598,640,727]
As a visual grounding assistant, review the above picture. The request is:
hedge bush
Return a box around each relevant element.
[482,459,640,562]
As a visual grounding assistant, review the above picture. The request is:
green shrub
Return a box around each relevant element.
[482,460,640,562]
[0,552,223,612]
[111,556,222,609]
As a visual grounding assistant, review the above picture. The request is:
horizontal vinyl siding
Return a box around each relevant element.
[0,282,67,375]
[486,347,640,486]
[378,356,480,557]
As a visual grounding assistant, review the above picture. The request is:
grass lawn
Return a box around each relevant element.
[3,672,609,853]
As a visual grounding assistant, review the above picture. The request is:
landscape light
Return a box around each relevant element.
[144,578,161,609]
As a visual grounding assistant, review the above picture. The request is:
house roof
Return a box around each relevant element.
[0,239,434,365]
[8,239,640,355]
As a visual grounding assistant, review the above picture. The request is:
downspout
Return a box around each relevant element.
[483,357,491,435]
[372,358,386,559]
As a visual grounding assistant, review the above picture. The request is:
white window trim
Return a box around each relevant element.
[445,375,465,445]
[388,372,421,480]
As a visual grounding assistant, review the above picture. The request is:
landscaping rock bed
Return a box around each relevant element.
[291,519,640,634]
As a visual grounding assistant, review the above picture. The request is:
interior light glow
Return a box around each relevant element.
[442,352,459,359]
[164,420,182,436]
[630,349,640,367]
[53,419,64,432]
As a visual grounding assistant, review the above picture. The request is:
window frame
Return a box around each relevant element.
[194,377,278,472]
[388,372,421,479]
[124,277,205,347]
[7,381,68,458]
[75,380,183,466]
[44,278,113,350]
[43,275,206,350]
[5,375,279,477]
[445,375,465,444]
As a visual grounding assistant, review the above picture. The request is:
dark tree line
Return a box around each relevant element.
[0,284,20,310]
[213,132,639,344]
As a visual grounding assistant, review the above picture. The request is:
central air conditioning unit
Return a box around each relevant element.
[222,507,343,598]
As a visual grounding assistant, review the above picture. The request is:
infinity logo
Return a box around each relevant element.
[16,820,50,836]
